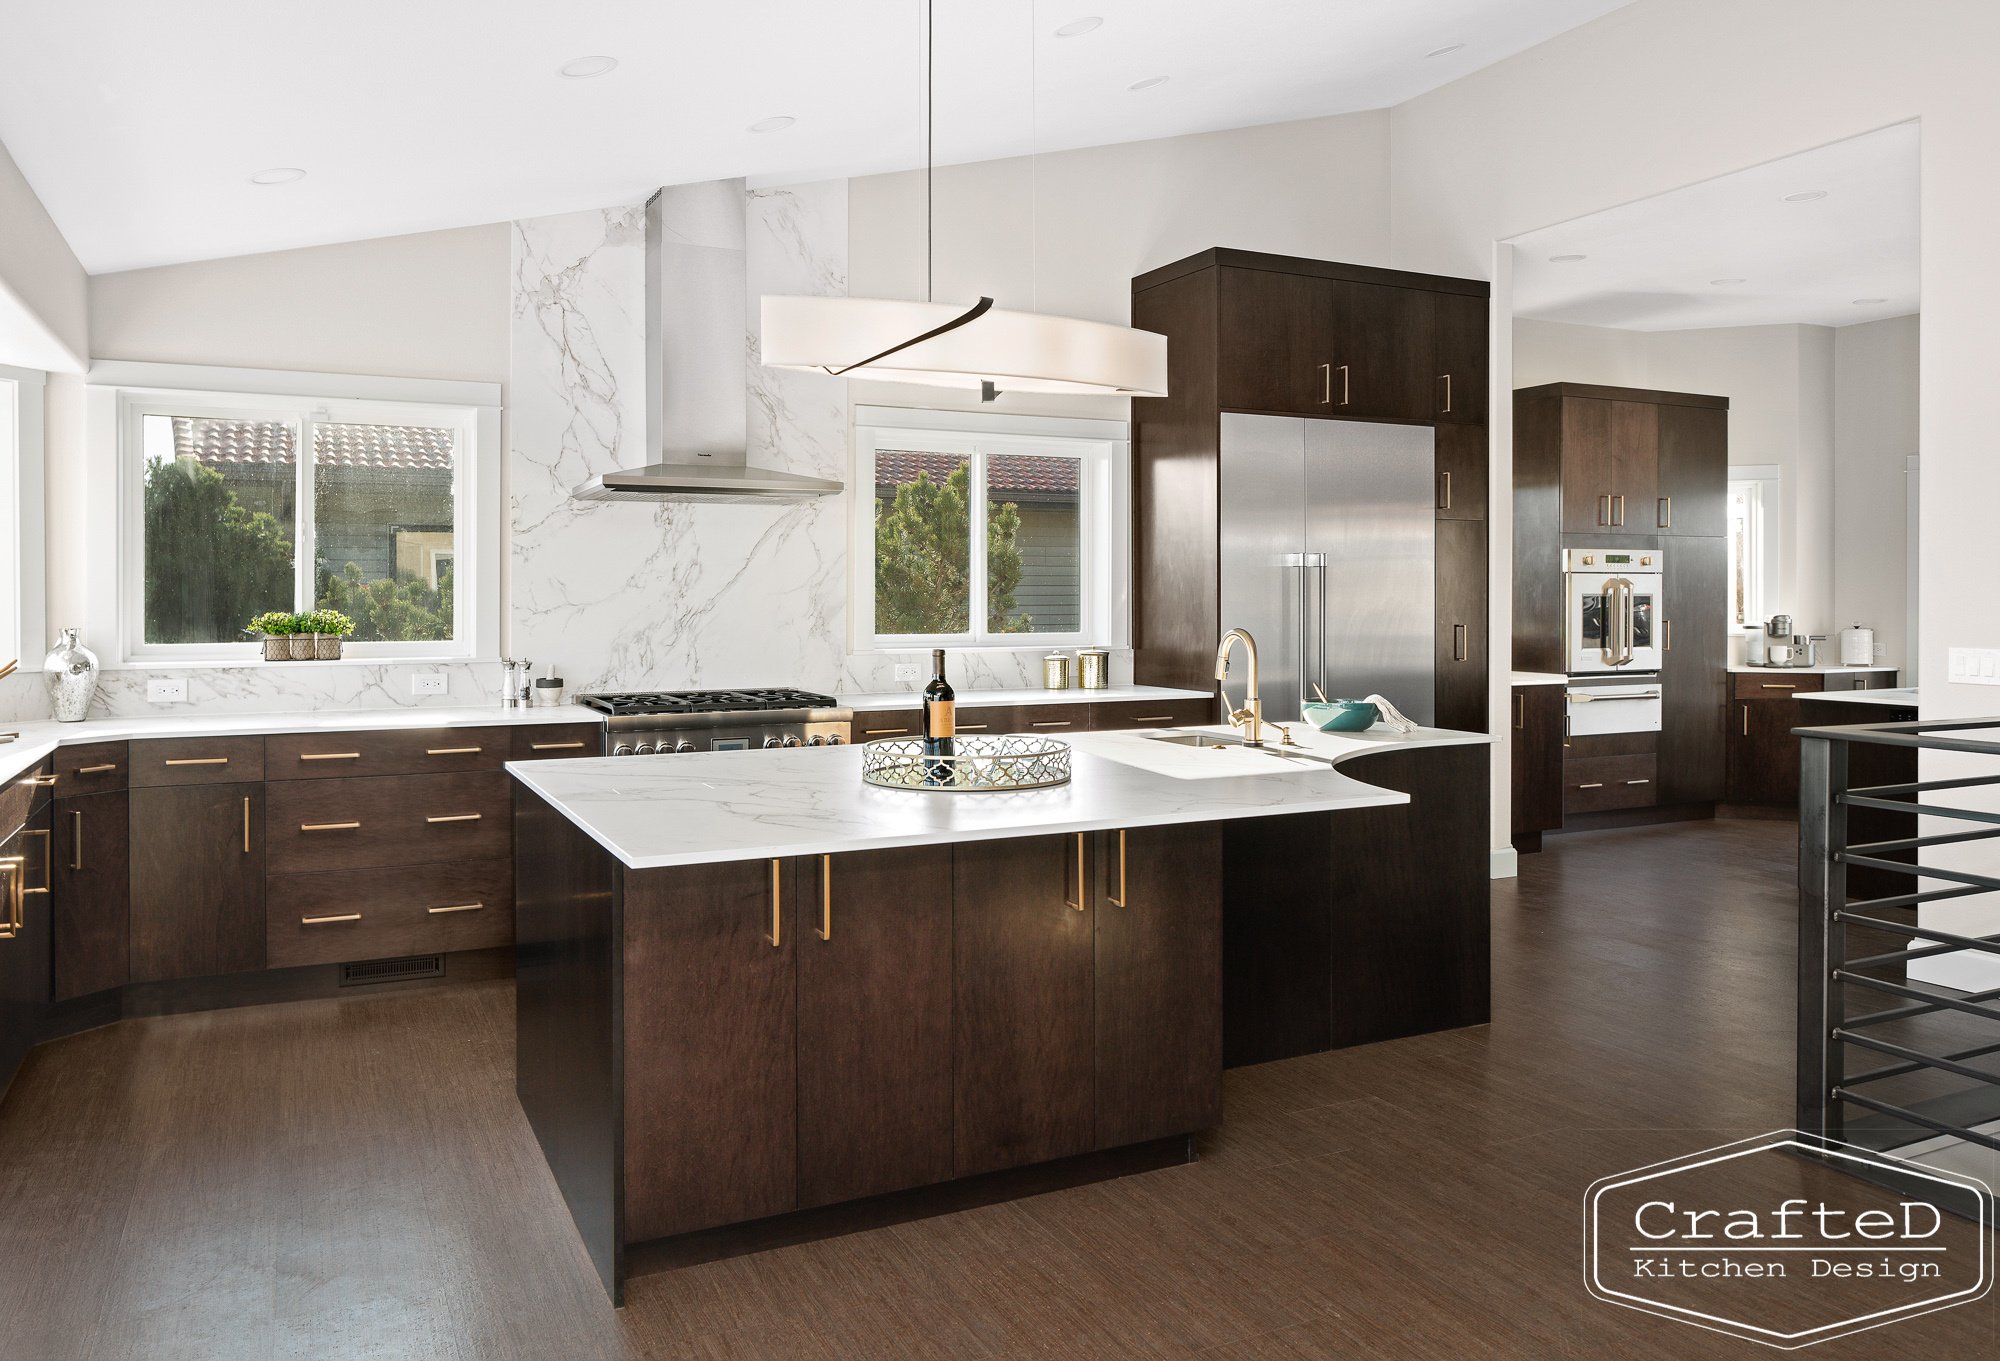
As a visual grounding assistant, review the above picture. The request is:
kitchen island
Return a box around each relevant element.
[509,722,1490,1302]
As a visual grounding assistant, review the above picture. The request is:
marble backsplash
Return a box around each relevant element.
[0,661,505,723]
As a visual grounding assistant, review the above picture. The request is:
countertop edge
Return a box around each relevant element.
[840,684,1212,712]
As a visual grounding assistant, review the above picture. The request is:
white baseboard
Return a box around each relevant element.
[1490,845,1518,880]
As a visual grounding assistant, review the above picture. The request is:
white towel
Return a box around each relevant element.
[1364,693,1419,734]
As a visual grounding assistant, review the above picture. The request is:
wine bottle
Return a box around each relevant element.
[922,648,955,784]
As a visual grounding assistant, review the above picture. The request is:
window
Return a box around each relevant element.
[853,408,1128,650]
[1727,467,1779,631]
[89,363,500,664]
[0,364,47,668]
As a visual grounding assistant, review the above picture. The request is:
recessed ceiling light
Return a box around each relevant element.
[249,167,305,186]
[1710,278,1746,285]
[1425,44,1465,58]
[1548,254,1587,264]
[1853,297,1888,305]
[1055,16,1103,37]
[1783,190,1828,202]
[1128,75,1170,91]
[559,55,618,79]
[748,116,796,133]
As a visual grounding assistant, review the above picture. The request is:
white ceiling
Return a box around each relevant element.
[0,0,1631,274]
[1510,121,1919,331]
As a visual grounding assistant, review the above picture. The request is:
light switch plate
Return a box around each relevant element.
[146,678,187,704]
[1873,642,1886,658]
[894,664,920,683]
[411,673,447,696]
[1948,647,2000,685]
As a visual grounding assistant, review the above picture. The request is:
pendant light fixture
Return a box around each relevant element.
[759,1,1168,401]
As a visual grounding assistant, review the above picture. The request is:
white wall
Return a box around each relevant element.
[1833,314,1919,673]
[0,136,86,372]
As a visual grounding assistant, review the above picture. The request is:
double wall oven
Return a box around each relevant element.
[1564,547,1664,736]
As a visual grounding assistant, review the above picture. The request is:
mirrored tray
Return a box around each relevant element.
[860,734,1072,792]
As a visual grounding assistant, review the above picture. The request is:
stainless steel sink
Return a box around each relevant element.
[1142,730,1336,766]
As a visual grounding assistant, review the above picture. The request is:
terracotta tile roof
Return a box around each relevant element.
[876,449,1077,494]
[174,418,455,471]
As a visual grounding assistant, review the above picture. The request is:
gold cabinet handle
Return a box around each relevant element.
[299,752,361,761]
[1612,494,1625,526]
[1338,364,1350,405]
[1515,694,1525,729]
[1663,619,1671,651]
[957,724,990,731]
[1319,362,1332,404]
[767,858,782,947]
[864,727,910,735]
[244,797,251,852]
[27,773,57,786]
[1063,832,1085,911]
[425,813,482,823]
[816,854,832,941]
[1440,372,1453,414]
[1453,623,1468,662]
[1597,494,1609,526]
[76,764,116,774]
[1128,715,1175,723]
[1761,683,1797,689]
[427,747,482,755]
[301,821,361,832]
[165,757,228,765]
[1437,469,1452,510]
[0,856,21,937]
[1576,782,1605,789]
[1032,721,1072,728]
[427,903,483,914]
[1107,829,1127,908]
[302,913,360,925]
[1658,496,1672,528]
[1626,779,1651,785]
[20,829,48,894]
[531,741,586,750]
[70,808,82,871]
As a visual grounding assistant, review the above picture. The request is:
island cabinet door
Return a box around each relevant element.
[1093,823,1223,1149]
[794,845,953,1209]
[953,834,1096,1177]
[52,790,131,1000]
[623,857,798,1242]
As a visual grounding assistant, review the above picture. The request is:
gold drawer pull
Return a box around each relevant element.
[427,746,482,755]
[164,757,228,765]
[300,752,361,761]
[767,859,782,947]
[27,774,57,786]
[426,813,482,823]
[1761,683,1797,689]
[76,763,117,774]
[1108,828,1127,907]
[302,913,361,925]
[531,741,586,750]
[1129,715,1175,722]
[865,727,910,735]
[817,855,832,941]
[1626,779,1651,785]
[957,724,990,731]
[1032,721,1072,728]
[1576,782,1604,789]
[301,821,360,832]
[428,903,484,914]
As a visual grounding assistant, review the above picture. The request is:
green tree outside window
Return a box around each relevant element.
[874,464,1030,635]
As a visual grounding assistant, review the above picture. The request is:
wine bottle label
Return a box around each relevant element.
[928,699,955,738]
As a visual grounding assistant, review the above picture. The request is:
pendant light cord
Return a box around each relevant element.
[925,0,933,304]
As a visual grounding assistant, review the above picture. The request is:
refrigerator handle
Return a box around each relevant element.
[1298,552,1327,705]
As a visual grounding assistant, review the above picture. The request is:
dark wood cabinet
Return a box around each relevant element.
[263,770,511,874]
[128,782,264,984]
[1330,280,1434,420]
[1656,403,1728,536]
[1555,397,1617,534]
[1093,823,1223,1150]
[622,856,797,1242]
[52,790,130,1000]
[510,723,604,760]
[1436,517,1489,733]
[1433,291,1488,425]
[1216,266,1333,415]
[0,801,53,1092]
[1659,537,1728,803]
[1609,400,1660,529]
[952,833,1095,1177]
[795,844,953,1209]
[1435,423,1487,521]
[1727,696,1801,807]
[1510,684,1564,843]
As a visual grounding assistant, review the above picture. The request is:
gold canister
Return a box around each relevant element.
[1043,652,1071,690]
[1076,648,1110,690]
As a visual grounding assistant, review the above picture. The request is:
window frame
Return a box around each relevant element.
[852,406,1130,653]
[1727,465,1780,632]
[0,364,47,671]
[86,362,501,668]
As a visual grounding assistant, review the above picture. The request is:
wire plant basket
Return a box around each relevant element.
[861,734,1072,792]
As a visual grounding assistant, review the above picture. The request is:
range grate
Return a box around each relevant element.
[340,954,445,986]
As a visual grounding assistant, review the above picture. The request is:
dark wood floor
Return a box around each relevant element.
[1,817,1993,1358]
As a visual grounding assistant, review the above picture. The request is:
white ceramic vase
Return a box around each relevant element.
[44,627,99,723]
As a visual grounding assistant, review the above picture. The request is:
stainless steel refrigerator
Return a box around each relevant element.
[1218,413,1436,726]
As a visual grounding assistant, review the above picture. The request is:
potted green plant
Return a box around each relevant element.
[247,611,298,662]
[305,609,355,660]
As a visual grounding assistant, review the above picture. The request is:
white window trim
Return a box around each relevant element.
[0,364,47,671]
[1729,463,1780,632]
[84,361,501,669]
[851,405,1130,654]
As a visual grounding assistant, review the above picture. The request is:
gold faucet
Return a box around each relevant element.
[1214,628,1266,746]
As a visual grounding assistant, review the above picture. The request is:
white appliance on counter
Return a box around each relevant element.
[1566,679,1663,737]
[1564,547,1663,674]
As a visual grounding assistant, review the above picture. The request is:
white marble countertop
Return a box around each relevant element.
[506,722,1490,870]
[1727,663,1900,675]
[1792,687,1920,708]
[839,684,1211,712]
[1510,672,1569,687]
[0,705,601,786]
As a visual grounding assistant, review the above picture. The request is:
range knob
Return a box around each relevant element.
[809,735,824,746]
[826,734,844,745]
[634,742,656,756]
[612,743,634,757]
[783,735,802,748]
[763,737,783,749]
[673,741,697,754]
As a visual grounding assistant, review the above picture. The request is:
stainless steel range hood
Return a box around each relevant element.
[572,179,843,505]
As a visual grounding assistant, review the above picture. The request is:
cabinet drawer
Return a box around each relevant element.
[0,756,56,836]
[55,741,129,792]
[510,723,604,760]
[266,726,509,779]
[1011,704,1094,734]
[854,709,923,740]
[1733,673,1815,700]
[265,859,513,967]
[1089,697,1215,729]
[265,770,511,873]
[131,736,266,786]
[1564,754,1658,813]
[947,706,1015,735]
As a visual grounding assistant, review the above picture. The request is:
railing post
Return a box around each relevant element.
[1798,733,1849,1141]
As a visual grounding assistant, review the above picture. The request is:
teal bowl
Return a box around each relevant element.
[1301,700,1379,733]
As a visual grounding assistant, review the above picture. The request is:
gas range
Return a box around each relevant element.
[576,689,853,756]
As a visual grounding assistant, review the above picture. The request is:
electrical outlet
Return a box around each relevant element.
[411,673,447,696]
[146,678,187,704]
[1874,642,1887,658]
[1948,648,2000,685]
[894,664,920,683]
